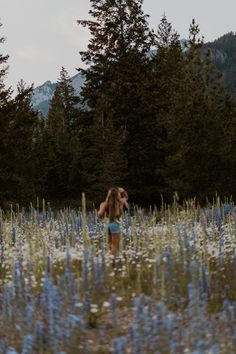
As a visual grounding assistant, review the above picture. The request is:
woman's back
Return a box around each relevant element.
[97,187,128,221]
[107,188,123,222]
[97,187,128,258]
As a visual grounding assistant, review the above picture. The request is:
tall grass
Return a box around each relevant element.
[0,198,235,353]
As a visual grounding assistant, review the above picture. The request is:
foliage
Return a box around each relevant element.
[0,80,40,205]
[0,200,236,352]
[77,0,155,204]
[44,67,81,201]
[1,9,236,206]
[0,22,11,106]
[149,19,236,202]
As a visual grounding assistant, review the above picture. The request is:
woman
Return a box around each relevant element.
[98,187,128,257]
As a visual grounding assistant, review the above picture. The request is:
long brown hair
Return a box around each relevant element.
[107,187,122,222]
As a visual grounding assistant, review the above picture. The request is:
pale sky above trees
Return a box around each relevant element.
[0,0,235,91]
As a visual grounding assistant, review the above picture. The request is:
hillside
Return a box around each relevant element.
[205,32,236,95]
[31,73,84,116]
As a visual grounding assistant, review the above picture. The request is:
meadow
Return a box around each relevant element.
[0,196,236,353]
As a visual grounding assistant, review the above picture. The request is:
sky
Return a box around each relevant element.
[0,0,236,91]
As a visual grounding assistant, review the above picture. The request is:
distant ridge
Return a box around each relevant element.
[31,72,85,116]
[205,32,236,95]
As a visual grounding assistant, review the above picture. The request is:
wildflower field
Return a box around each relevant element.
[0,198,236,353]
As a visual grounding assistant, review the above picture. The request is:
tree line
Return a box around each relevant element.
[1,0,236,208]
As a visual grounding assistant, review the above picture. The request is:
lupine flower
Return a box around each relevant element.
[22,334,33,354]
[0,202,236,352]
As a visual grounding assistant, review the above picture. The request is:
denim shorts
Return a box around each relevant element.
[107,221,121,234]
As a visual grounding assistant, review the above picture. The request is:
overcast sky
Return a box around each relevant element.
[0,0,235,91]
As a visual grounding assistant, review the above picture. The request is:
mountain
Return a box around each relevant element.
[31,72,85,116]
[205,32,236,95]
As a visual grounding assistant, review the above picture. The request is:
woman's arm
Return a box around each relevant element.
[98,189,111,218]
[97,201,107,218]
[121,198,129,209]
[118,187,129,210]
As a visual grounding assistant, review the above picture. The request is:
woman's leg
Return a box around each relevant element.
[108,231,112,252]
[107,222,121,257]
[110,233,121,257]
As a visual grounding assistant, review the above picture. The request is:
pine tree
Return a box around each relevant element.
[45,67,80,202]
[32,114,48,198]
[0,22,11,107]
[0,80,40,204]
[10,81,40,201]
[223,97,236,198]
[78,0,160,204]
[0,22,14,205]
[79,96,127,203]
[149,16,184,198]
[161,19,234,201]
[78,0,154,115]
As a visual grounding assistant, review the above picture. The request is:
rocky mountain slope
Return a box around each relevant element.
[31,72,85,116]
[205,32,236,95]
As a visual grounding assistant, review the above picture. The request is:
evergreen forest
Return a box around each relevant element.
[1,0,236,208]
